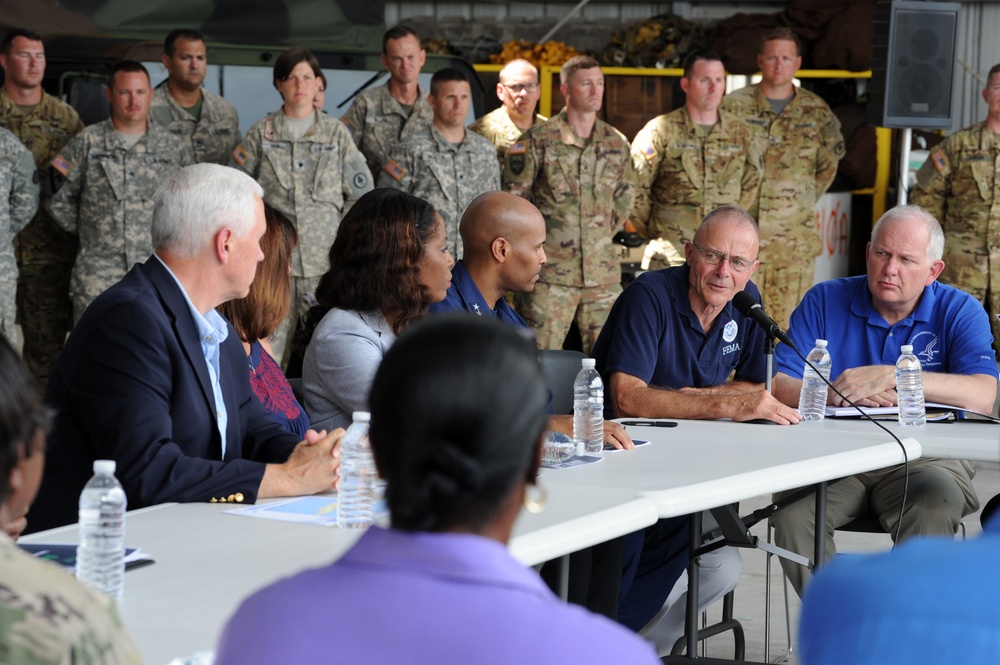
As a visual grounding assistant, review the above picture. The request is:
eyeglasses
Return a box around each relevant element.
[501,82,539,94]
[691,242,756,273]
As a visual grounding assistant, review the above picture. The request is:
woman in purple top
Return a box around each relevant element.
[219,203,309,438]
[215,316,659,665]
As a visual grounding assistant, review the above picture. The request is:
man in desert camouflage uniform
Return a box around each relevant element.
[722,28,844,329]
[379,68,499,257]
[0,29,84,382]
[631,50,761,271]
[149,28,240,165]
[341,26,434,177]
[0,333,142,664]
[233,47,372,361]
[503,56,635,354]
[46,61,192,322]
[911,63,1000,347]
[469,58,546,165]
[0,128,39,349]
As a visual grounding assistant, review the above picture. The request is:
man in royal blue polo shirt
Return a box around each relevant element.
[770,204,998,596]
[592,205,800,652]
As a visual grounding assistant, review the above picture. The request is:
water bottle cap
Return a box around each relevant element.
[900,345,913,354]
[93,459,116,475]
[815,339,828,348]
[352,411,371,423]
[581,358,596,368]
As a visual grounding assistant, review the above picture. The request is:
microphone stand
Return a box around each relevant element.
[764,335,775,394]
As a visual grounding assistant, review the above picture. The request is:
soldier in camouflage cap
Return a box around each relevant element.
[631,50,761,273]
[149,28,241,165]
[0,335,141,663]
[0,29,85,384]
[45,60,194,323]
[379,68,500,258]
[503,56,636,354]
[341,26,434,177]
[0,128,39,350]
[233,48,373,361]
[911,63,1000,347]
[722,28,845,330]
[468,59,547,166]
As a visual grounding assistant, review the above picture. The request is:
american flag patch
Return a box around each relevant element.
[508,141,526,155]
[341,117,354,132]
[641,144,657,160]
[51,154,72,176]
[232,145,248,166]
[384,160,405,181]
[930,149,949,172]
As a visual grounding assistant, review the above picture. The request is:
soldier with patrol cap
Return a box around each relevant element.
[0,127,39,349]
[379,67,499,258]
[341,26,435,178]
[631,50,761,273]
[0,28,84,383]
[149,28,241,165]
[502,55,636,355]
[469,58,546,165]
[45,60,193,324]
[722,27,845,330]
[233,47,372,361]
[911,62,1000,347]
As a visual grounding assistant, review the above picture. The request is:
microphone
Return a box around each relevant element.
[731,291,796,349]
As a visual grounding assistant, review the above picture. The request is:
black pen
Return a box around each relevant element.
[620,420,678,428]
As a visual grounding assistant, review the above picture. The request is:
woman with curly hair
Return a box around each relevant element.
[301,188,454,431]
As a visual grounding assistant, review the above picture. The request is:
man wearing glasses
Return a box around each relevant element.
[469,59,546,165]
[592,205,798,654]
[630,50,761,272]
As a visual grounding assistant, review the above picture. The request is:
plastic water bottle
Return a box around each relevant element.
[896,344,926,427]
[76,460,126,598]
[573,358,604,454]
[337,411,376,528]
[797,339,832,421]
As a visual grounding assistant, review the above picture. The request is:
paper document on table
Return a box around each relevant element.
[225,496,388,526]
[19,543,153,571]
[541,454,604,470]
[823,402,976,422]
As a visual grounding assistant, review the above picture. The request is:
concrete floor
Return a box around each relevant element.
[686,460,1000,664]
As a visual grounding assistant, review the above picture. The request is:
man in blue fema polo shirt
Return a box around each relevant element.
[770,203,999,596]
[592,204,800,654]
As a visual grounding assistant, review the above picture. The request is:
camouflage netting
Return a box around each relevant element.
[599,14,710,69]
[0,0,384,50]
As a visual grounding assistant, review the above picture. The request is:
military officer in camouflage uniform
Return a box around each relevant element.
[341,26,434,176]
[149,28,241,165]
[0,128,39,349]
[0,29,84,383]
[233,48,372,361]
[46,61,193,323]
[0,335,141,663]
[503,56,636,354]
[722,28,845,330]
[631,50,761,271]
[911,62,1000,346]
[469,58,547,165]
[379,68,499,258]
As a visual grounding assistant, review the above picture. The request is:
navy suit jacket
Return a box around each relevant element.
[30,257,300,532]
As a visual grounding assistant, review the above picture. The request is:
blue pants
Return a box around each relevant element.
[617,515,691,631]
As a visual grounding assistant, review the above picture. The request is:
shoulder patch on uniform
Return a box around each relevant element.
[384,159,406,181]
[50,154,72,176]
[508,140,526,155]
[640,143,657,160]
[930,149,949,172]
[341,117,354,132]
[232,145,248,166]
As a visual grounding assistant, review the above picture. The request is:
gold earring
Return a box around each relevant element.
[523,482,548,514]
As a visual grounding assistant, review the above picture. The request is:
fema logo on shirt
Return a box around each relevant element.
[722,320,738,343]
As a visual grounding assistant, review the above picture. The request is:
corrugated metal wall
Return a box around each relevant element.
[955,3,1000,131]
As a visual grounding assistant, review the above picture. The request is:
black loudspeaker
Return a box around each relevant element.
[867,0,960,129]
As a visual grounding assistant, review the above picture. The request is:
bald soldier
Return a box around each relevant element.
[469,59,546,165]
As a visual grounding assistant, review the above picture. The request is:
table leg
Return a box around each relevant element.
[556,553,570,601]
[814,481,827,569]
[684,511,702,658]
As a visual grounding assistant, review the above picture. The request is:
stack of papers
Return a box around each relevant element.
[19,543,154,571]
